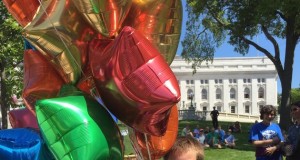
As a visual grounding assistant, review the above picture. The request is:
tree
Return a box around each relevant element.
[182,0,300,130]
[290,88,300,104]
[0,2,24,129]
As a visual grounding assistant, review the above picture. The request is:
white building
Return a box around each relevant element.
[170,56,278,117]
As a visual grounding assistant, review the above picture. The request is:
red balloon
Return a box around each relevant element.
[134,105,179,159]
[22,50,65,115]
[2,0,40,27]
[8,107,39,130]
[90,26,180,136]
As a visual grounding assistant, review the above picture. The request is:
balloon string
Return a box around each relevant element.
[128,126,143,160]
[36,0,85,77]
[144,133,152,160]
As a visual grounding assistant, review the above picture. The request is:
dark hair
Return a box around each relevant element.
[291,101,300,108]
[260,105,277,119]
[164,136,204,160]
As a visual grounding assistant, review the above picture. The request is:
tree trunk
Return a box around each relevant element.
[0,69,8,129]
[278,18,297,131]
[279,81,291,131]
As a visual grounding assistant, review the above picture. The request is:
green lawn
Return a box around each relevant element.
[119,120,270,160]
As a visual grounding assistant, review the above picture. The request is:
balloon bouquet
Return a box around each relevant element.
[2,0,182,159]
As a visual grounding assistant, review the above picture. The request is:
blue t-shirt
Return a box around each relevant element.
[224,134,235,143]
[249,122,284,160]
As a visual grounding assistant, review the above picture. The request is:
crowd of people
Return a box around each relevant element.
[174,101,300,160]
[181,123,237,149]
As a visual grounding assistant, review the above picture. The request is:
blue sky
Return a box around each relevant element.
[176,0,300,94]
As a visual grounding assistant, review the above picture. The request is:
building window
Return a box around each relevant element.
[258,87,264,98]
[186,80,189,84]
[217,106,222,112]
[244,78,251,83]
[262,78,265,83]
[216,88,222,99]
[245,105,250,113]
[229,79,232,83]
[187,89,193,99]
[248,79,251,83]
[191,80,194,84]
[257,78,261,83]
[205,80,208,84]
[233,79,237,83]
[244,88,250,99]
[203,106,207,111]
[215,79,223,84]
[201,80,204,84]
[230,88,236,99]
[201,89,208,100]
[230,106,236,113]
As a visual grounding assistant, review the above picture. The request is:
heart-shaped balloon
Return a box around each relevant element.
[123,0,182,64]
[90,26,180,136]
[2,0,40,27]
[73,0,132,38]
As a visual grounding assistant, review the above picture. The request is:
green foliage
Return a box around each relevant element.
[0,2,23,101]
[290,88,300,103]
[0,2,24,128]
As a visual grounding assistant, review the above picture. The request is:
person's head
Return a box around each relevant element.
[260,105,277,122]
[227,129,232,134]
[199,129,204,135]
[290,101,300,121]
[213,107,216,110]
[210,127,215,132]
[164,136,204,160]
[217,125,222,130]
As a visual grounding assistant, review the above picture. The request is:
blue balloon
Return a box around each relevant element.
[0,128,53,160]
[24,39,36,50]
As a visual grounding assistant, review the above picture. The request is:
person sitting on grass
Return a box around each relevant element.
[215,125,226,143]
[206,127,222,148]
[198,129,210,148]
[193,125,200,139]
[164,136,204,160]
[223,129,236,148]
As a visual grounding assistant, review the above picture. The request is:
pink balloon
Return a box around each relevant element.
[8,108,39,130]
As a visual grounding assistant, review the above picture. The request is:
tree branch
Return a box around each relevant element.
[261,25,280,61]
[275,10,287,22]
[241,36,284,74]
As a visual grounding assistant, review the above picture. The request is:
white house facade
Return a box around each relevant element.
[170,56,278,117]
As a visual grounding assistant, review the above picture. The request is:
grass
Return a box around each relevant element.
[119,120,257,160]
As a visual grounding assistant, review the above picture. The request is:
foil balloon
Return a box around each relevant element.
[123,0,182,64]
[90,26,180,136]
[2,0,40,27]
[73,0,132,38]
[8,107,39,130]
[23,0,100,84]
[35,92,124,160]
[0,128,43,160]
[130,105,178,160]
[22,49,65,115]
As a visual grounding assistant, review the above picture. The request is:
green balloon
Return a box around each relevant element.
[35,94,124,160]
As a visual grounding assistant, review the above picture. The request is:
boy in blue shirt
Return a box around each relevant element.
[249,105,284,160]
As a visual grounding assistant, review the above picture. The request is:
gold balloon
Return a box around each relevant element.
[123,0,183,64]
[73,0,132,38]
[23,0,100,84]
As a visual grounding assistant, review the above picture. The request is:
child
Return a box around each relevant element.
[164,136,204,160]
